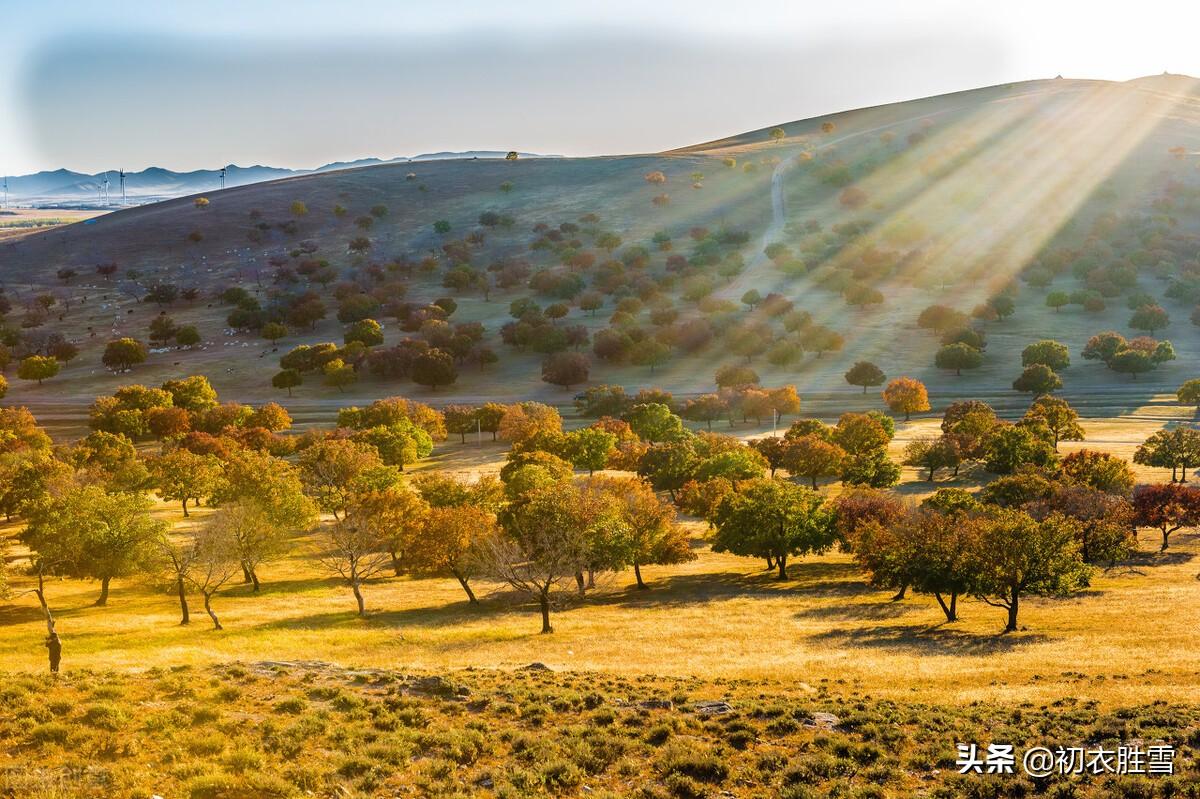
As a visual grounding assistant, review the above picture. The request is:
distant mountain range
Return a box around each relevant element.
[4,152,551,207]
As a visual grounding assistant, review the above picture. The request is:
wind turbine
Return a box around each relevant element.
[219,166,226,190]
[119,169,126,205]
[100,171,111,205]
[1,176,7,209]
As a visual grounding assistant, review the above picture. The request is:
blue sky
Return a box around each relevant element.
[4,1,1200,174]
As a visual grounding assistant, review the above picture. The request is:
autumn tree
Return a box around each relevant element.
[154,528,198,625]
[406,505,494,602]
[102,338,149,372]
[903,436,962,482]
[150,449,223,516]
[882,377,930,421]
[498,402,562,446]
[347,484,429,578]
[298,439,388,519]
[562,427,618,474]
[970,509,1090,632]
[322,358,357,392]
[983,423,1057,474]
[411,349,458,390]
[1129,304,1169,336]
[443,405,479,443]
[483,482,594,632]
[856,508,983,621]
[935,343,982,376]
[844,361,885,393]
[781,435,846,489]
[1132,482,1200,551]
[712,478,836,579]
[683,394,730,430]
[22,485,166,606]
[636,441,699,500]
[1058,449,1134,495]
[605,476,693,588]
[17,356,60,385]
[1024,395,1083,449]
[1022,340,1070,371]
[1134,428,1200,482]
[1012,364,1062,396]
[541,352,589,388]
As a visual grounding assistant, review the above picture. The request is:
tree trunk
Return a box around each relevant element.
[776,554,788,580]
[927,466,935,481]
[810,476,818,490]
[203,593,222,630]
[182,498,189,517]
[575,571,586,595]
[891,583,908,601]
[176,577,190,625]
[241,562,252,583]
[587,569,596,589]
[934,591,958,622]
[95,576,111,607]
[539,592,552,634]
[765,556,775,570]
[634,561,647,589]
[249,568,261,593]
[1004,588,1019,633]
[390,549,402,577]
[352,578,366,617]
[35,573,56,635]
[454,572,478,603]
[1162,529,1171,552]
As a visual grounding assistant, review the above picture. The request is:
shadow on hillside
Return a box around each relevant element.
[806,623,1050,655]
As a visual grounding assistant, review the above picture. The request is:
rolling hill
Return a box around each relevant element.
[1,74,1200,428]
[4,152,552,206]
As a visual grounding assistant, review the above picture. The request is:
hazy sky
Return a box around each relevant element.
[5,1,1200,175]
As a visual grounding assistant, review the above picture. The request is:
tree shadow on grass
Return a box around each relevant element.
[246,592,498,634]
[805,623,1051,656]
[583,560,872,611]
[1122,549,1196,570]
[790,595,916,622]
[0,604,47,626]
[220,575,345,597]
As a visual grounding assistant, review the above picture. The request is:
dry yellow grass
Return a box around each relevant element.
[2,415,1197,708]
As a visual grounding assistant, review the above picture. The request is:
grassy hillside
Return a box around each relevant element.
[6,661,1199,799]
[1,76,1199,432]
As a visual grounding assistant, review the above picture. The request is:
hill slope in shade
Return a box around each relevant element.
[1,75,1200,419]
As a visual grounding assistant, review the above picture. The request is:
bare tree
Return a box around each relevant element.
[318,516,392,617]
[185,517,240,630]
[482,485,592,633]
[154,532,197,625]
